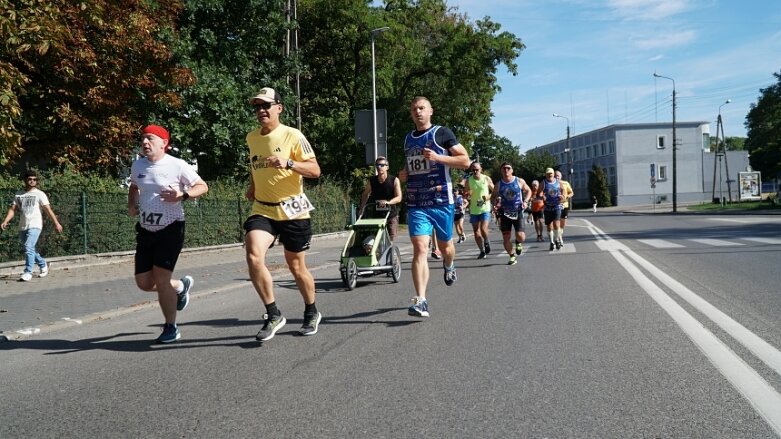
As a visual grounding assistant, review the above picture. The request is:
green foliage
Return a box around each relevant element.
[588,164,611,207]
[710,135,746,152]
[516,150,557,184]
[472,126,521,180]
[2,0,194,174]
[745,70,781,180]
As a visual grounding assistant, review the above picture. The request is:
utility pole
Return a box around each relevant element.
[711,100,732,203]
[654,73,677,212]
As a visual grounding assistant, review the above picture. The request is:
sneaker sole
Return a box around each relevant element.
[156,332,181,344]
[408,309,430,317]
[256,316,287,341]
[299,313,322,336]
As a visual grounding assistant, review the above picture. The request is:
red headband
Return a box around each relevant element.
[143,125,170,142]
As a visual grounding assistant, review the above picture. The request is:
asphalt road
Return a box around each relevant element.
[2,212,781,438]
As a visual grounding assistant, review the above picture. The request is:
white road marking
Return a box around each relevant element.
[15,327,40,336]
[742,237,781,245]
[689,238,745,247]
[637,239,684,248]
[62,317,83,324]
[584,219,781,435]
[709,218,780,224]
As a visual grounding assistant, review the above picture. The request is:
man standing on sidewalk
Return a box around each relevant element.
[244,87,322,341]
[398,96,470,317]
[128,124,209,344]
[1,170,63,281]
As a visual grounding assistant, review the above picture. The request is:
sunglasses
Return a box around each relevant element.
[253,102,278,111]
[375,163,388,168]
[27,177,38,181]
[502,166,512,170]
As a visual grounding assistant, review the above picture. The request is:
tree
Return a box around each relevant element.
[516,149,557,184]
[709,135,746,152]
[745,70,781,180]
[472,126,521,179]
[588,164,611,207]
[297,0,525,179]
[171,0,292,179]
[2,0,194,173]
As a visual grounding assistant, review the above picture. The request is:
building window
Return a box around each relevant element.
[657,135,666,149]
[608,140,615,154]
[658,165,667,181]
[609,167,616,186]
[586,146,591,159]
[592,145,598,157]
[600,142,606,156]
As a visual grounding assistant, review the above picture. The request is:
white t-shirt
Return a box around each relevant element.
[13,188,49,230]
[130,154,202,231]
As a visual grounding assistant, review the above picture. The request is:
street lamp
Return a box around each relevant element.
[371,27,390,166]
[553,113,572,180]
[653,72,677,212]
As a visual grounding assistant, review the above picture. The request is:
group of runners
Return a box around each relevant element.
[6,90,576,344]
[452,163,574,264]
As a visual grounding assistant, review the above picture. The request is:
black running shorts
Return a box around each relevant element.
[243,215,312,253]
[134,221,185,274]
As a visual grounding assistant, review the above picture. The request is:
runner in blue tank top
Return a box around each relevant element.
[399,96,470,317]
[492,162,531,265]
[539,167,564,251]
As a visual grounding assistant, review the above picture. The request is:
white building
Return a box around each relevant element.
[530,122,750,206]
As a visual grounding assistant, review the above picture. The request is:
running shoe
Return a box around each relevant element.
[39,264,49,278]
[477,250,486,259]
[460,234,466,243]
[515,243,523,255]
[555,240,562,250]
[20,272,33,282]
[155,323,180,344]
[549,242,555,251]
[431,250,442,259]
[256,314,286,341]
[508,255,517,265]
[177,275,194,311]
[408,296,429,317]
[484,241,491,254]
[299,312,322,336]
[444,264,457,286]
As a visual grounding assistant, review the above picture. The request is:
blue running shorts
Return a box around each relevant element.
[469,211,491,224]
[407,205,454,241]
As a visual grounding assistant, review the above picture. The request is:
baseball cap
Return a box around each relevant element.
[545,167,555,175]
[249,87,282,104]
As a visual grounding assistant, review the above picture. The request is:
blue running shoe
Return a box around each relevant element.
[156,323,180,344]
[177,275,193,311]
[408,297,429,317]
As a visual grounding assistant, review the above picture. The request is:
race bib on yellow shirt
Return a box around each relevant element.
[280,193,314,219]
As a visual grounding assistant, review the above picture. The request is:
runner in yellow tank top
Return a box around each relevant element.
[465,162,495,258]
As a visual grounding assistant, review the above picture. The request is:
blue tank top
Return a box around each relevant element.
[498,177,522,212]
[404,125,454,208]
[542,178,562,209]
[454,194,464,214]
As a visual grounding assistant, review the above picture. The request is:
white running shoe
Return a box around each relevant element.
[39,264,49,278]
[20,272,33,281]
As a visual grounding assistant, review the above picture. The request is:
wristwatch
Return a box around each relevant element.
[286,159,294,170]
[181,191,190,201]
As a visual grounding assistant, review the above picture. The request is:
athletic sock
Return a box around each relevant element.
[304,302,318,316]
[175,281,184,294]
[265,301,280,317]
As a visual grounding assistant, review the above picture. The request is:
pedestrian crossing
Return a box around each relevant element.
[638,237,781,248]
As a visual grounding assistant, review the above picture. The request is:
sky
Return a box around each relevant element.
[442,0,781,152]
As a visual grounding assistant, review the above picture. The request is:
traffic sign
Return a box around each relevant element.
[650,163,656,178]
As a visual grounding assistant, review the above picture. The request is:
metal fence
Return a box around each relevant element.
[0,191,351,263]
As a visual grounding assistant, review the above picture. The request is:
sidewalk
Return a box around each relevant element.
[0,232,348,341]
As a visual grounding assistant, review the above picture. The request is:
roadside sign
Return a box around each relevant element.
[650,163,656,178]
